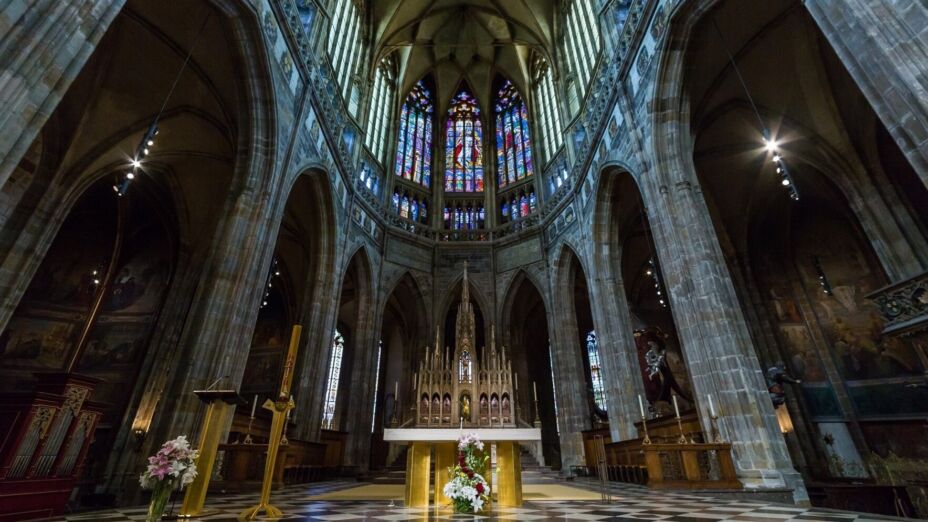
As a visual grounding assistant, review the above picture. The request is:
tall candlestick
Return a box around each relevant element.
[638,394,645,418]
[250,394,257,418]
[707,394,716,417]
[533,381,538,401]
[673,395,681,419]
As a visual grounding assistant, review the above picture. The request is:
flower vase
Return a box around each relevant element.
[146,481,173,522]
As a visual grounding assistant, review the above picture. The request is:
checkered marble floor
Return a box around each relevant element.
[57,480,905,521]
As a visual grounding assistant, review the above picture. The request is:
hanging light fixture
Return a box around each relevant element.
[713,19,800,201]
[646,257,668,308]
[813,256,833,296]
[113,13,211,196]
[260,257,280,309]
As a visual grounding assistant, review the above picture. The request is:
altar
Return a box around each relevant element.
[384,428,541,507]
[387,264,541,508]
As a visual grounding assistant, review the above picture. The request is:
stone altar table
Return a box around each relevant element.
[384,428,542,508]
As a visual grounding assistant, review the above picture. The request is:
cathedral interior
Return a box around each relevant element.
[1,0,927,519]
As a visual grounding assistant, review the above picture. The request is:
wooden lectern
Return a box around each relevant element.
[179,389,244,517]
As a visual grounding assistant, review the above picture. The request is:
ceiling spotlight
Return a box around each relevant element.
[93,279,101,285]
[646,269,652,276]
[147,140,154,146]
[131,159,141,168]
[112,185,120,193]
[126,172,135,180]
[143,148,150,155]
[781,178,790,186]
[772,154,782,163]
[275,271,280,276]
[764,138,779,152]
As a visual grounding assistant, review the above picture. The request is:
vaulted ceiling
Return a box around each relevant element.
[371,0,557,113]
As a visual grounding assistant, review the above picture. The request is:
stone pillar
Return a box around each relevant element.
[588,267,646,442]
[340,277,379,472]
[146,192,281,442]
[804,0,928,187]
[640,158,808,502]
[0,0,125,186]
[548,251,592,472]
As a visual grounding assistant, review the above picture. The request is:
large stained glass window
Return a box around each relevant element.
[322,329,345,429]
[445,90,484,192]
[586,331,606,411]
[394,82,433,187]
[495,81,534,188]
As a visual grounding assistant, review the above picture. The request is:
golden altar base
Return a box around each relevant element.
[384,428,540,508]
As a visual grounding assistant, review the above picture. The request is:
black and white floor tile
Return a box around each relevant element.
[56,480,905,521]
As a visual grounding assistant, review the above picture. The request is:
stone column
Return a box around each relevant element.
[588,265,646,442]
[340,270,379,472]
[804,0,928,186]
[640,156,808,502]
[548,251,592,472]
[144,185,283,443]
[0,0,125,186]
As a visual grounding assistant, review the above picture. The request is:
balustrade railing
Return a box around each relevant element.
[868,270,928,335]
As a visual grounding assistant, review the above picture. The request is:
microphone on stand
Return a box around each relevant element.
[205,374,230,391]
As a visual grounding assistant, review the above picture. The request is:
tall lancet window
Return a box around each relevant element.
[445,90,484,192]
[586,331,606,411]
[459,350,473,383]
[495,81,534,188]
[531,55,563,163]
[365,58,396,164]
[563,0,601,107]
[394,81,433,187]
[322,329,345,428]
[326,0,364,116]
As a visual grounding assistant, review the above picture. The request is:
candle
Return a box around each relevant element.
[394,381,398,400]
[638,394,645,418]
[673,395,681,419]
[707,394,716,417]
[413,372,417,385]
[460,418,463,430]
[250,394,257,418]
[514,373,518,390]
[533,381,538,401]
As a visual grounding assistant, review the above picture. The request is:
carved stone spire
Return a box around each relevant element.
[462,261,470,304]
[455,262,475,358]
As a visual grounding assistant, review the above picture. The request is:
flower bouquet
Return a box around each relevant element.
[443,432,491,513]
[139,436,199,522]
